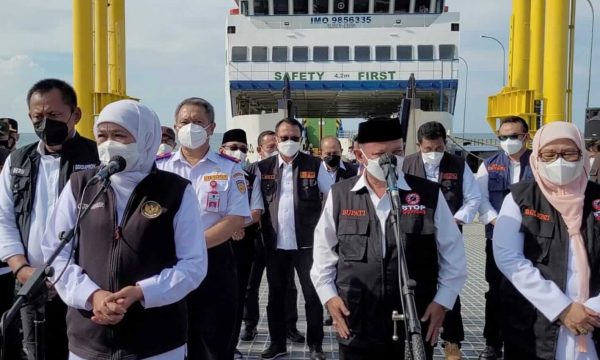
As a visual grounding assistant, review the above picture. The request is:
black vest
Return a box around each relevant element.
[502,180,600,359]
[590,158,600,184]
[335,161,358,182]
[9,134,99,254]
[330,174,439,346]
[257,152,323,249]
[244,168,260,238]
[68,168,189,359]
[403,152,465,214]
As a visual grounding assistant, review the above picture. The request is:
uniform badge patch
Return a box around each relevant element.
[300,171,316,179]
[405,193,421,205]
[141,201,162,219]
[441,173,458,180]
[236,179,247,193]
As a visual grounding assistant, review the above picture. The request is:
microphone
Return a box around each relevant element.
[89,156,126,185]
[379,153,401,209]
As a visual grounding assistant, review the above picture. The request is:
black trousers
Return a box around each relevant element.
[20,294,68,360]
[232,234,256,345]
[338,338,434,360]
[187,242,238,360]
[484,238,503,348]
[243,236,298,330]
[0,272,21,359]
[440,295,464,344]
[266,248,323,347]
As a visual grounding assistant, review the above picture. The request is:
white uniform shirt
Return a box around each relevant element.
[0,142,67,269]
[269,154,333,250]
[248,172,264,212]
[493,194,598,360]
[156,149,251,230]
[476,159,521,224]
[321,160,346,182]
[423,162,481,224]
[310,169,467,310]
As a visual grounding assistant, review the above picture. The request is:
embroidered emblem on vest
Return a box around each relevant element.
[90,202,105,210]
[10,167,26,175]
[262,174,276,180]
[405,193,421,205]
[593,199,600,211]
[441,172,458,180]
[73,164,97,171]
[300,171,316,179]
[341,209,367,217]
[523,208,551,222]
[142,201,162,219]
[487,164,506,172]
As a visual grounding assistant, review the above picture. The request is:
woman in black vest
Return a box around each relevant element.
[494,121,600,359]
[41,100,208,359]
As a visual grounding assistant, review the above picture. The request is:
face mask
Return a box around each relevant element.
[157,143,173,156]
[98,140,139,172]
[277,140,300,158]
[34,117,69,146]
[422,151,444,166]
[500,138,523,156]
[361,150,404,182]
[224,149,247,163]
[323,155,341,168]
[177,123,208,150]
[538,158,584,186]
[263,150,278,159]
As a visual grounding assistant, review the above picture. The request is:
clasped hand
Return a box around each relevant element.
[90,286,144,326]
[559,302,600,336]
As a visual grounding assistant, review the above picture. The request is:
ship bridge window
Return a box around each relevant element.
[293,47,309,62]
[273,46,289,62]
[353,0,369,12]
[313,0,329,13]
[252,47,268,62]
[294,0,309,14]
[334,0,349,13]
[416,0,430,13]
[274,0,289,14]
[374,0,391,13]
[355,46,371,62]
[334,46,350,61]
[439,45,456,60]
[376,46,392,61]
[394,0,410,13]
[418,45,434,60]
[313,46,329,62]
[396,45,413,61]
[254,0,269,15]
[231,47,248,62]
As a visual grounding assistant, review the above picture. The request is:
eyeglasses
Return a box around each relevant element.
[279,136,300,142]
[538,150,582,162]
[224,144,248,153]
[497,134,525,141]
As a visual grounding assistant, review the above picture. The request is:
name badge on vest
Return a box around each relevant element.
[300,171,316,179]
[441,172,458,180]
[206,180,220,213]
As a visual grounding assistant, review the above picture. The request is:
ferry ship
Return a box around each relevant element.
[225,0,460,160]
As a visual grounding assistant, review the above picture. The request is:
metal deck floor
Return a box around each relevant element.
[236,223,490,359]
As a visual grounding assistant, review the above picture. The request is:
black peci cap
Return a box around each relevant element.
[356,118,403,144]
[222,128,248,145]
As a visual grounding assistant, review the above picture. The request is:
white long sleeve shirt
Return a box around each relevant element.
[310,170,467,310]
[423,162,481,224]
[476,160,521,224]
[493,194,598,360]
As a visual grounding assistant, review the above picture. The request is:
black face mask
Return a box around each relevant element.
[323,155,341,168]
[34,118,69,146]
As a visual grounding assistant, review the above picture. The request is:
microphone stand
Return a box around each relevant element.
[384,163,426,360]
[0,178,111,360]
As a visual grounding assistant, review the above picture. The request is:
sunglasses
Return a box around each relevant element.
[224,144,248,153]
[497,134,525,141]
[538,150,582,162]
[279,136,301,142]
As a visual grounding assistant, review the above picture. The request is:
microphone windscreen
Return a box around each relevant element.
[110,155,127,172]
[378,153,396,166]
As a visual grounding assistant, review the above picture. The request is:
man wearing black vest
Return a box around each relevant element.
[0,78,99,360]
[403,121,481,360]
[475,116,534,359]
[255,118,333,360]
[320,136,357,183]
[311,119,467,360]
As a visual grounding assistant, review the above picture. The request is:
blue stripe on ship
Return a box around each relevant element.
[230,80,458,91]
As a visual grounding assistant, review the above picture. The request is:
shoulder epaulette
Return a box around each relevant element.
[218,152,240,163]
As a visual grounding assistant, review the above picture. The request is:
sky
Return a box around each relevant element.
[0,0,598,135]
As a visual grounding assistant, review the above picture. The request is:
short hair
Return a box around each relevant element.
[257,130,275,146]
[417,121,447,143]
[26,79,78,110]
[174,97,215,123]
[499,116,529,133]
[320,136,341,149]
[7,118,17,132]
[275,118,303,134]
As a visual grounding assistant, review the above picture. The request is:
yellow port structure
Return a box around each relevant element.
[73,0,133,140]
[487,0,576,135]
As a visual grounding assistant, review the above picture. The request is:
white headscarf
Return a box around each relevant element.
[93,100,161,217]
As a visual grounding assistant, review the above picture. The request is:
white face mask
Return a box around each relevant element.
[538,158,584,186]
[157,143,173,156]
[361,149,403,182]
[277,140,301,158]
[224,149,247,163]
[98,140,139,172]
[262,150,278,159]
[500,138,523,156]
[177,123,208,150]
[422,151,444,166]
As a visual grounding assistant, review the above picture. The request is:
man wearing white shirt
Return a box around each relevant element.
[0,79,99,360]
[403,121,481,360]
[475,116,534,360]
[311,119,467,359]
[319,136,357,183]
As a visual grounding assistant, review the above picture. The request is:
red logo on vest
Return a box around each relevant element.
[441,173,458,180]
[593,199,600,211]
[405,193,421,205]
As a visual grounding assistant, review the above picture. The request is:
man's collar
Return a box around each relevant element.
[174,147,217,165]
[322,160,345,172]
[351,169,411,192]
[278,152,298,167]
